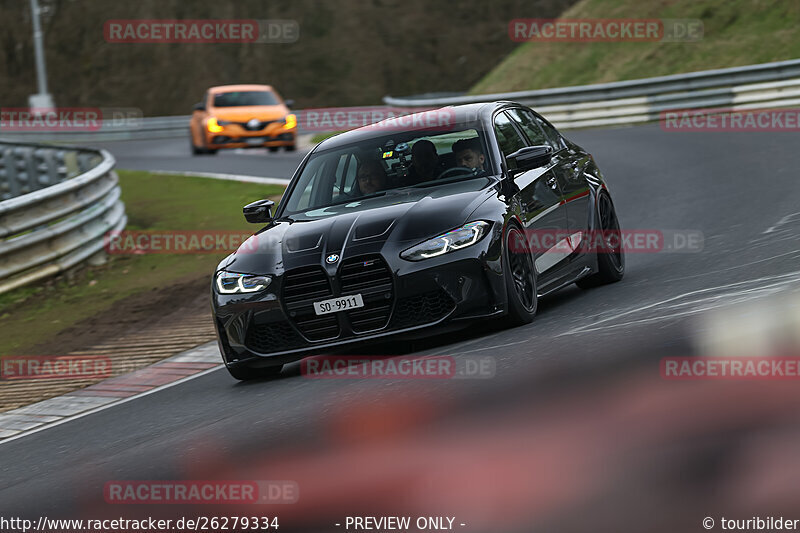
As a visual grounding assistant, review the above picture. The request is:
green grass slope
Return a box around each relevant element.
[471,0,800,94]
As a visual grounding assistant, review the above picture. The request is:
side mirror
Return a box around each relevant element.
[192,102,206,111]
[284,99,295,109]
[507,145,553,176]
[243,199,275,224]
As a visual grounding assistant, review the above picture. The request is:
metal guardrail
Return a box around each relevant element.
[0,115,313,142]
[384,58,800,129]
[0,141,127,294]
[2,58,800,143]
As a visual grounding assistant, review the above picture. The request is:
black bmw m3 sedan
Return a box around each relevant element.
[212,102,624,380]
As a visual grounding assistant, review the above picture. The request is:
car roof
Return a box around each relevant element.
[208,84,275,94]
[316,102,516,150]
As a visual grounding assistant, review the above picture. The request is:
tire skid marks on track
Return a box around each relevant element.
[559,270,800,337]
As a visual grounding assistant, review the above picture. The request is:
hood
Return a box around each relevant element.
[210,104,288,122]
[219,181,496,274]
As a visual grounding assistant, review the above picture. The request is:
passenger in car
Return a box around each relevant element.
[452,138,486,172]
[407,140,444,184]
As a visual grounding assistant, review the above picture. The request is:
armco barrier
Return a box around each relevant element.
[384,58,800,129]
[2,58,800,142]
[0,141,127,294]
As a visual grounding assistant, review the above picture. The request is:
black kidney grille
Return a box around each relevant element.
[282,266,340,341]
[283,266,332,300]
[245,321,306,353]
[391,289,455,329]
[339,256,394,333]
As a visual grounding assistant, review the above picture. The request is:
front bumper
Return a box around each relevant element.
[204,123,296,149]
[213,251,506,368]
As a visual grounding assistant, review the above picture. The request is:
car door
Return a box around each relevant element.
[507,107,591,256]
[533,111,592,243]
[493,111,570,278]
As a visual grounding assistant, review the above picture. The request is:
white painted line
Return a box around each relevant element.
[0,341,226,445]
[0,365,223,446]
[149,170,290,186]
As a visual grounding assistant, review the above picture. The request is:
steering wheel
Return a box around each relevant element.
[436,166,477,180]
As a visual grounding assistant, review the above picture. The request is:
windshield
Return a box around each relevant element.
[213,90,279,107]
[280,128,494,218]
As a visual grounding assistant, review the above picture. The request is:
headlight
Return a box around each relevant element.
[283,113,297,129]
[215,272,271,294]
[400,221,490,261]
[207,117,224,133]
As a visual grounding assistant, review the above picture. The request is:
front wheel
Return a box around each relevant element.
[284,144,296,152]
[190,132,204,155]
[226,363,283,381]
[503,225,538,326]
[577,192,625,288]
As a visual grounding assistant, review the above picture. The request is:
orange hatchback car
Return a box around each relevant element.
[189,84,297,154]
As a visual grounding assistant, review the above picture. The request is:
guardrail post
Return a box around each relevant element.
[0,146,14,201]
[15,146,33,196]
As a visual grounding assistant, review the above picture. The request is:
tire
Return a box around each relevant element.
[284,144,297,152]
[576,192,625,289]
[268,146,280,153]
[503,224,538,326]
[190,133,204,155]
[226,363,283,381]
[206,148,218,155]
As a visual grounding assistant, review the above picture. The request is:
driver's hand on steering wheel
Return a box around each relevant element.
[435,166,483,180]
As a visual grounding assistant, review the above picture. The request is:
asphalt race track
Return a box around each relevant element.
[97,137,309,179]
[3,123,800,525]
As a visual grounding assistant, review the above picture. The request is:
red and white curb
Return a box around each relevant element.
[0,342,223,443]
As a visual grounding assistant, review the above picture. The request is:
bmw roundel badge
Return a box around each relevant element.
[326,253,340,264]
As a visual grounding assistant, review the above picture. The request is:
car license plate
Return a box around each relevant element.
[313,294,364,315]
[245,137,264,145]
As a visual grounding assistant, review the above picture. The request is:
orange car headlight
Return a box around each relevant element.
[283,114,297,130]
[207,117,224,133]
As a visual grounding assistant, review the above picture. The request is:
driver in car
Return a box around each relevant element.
[354,159,389,196]
[407,139,444,184]
[452,137,486,172]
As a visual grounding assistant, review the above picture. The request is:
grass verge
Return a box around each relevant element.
[0,170,284,356]
[311,131,346,144]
